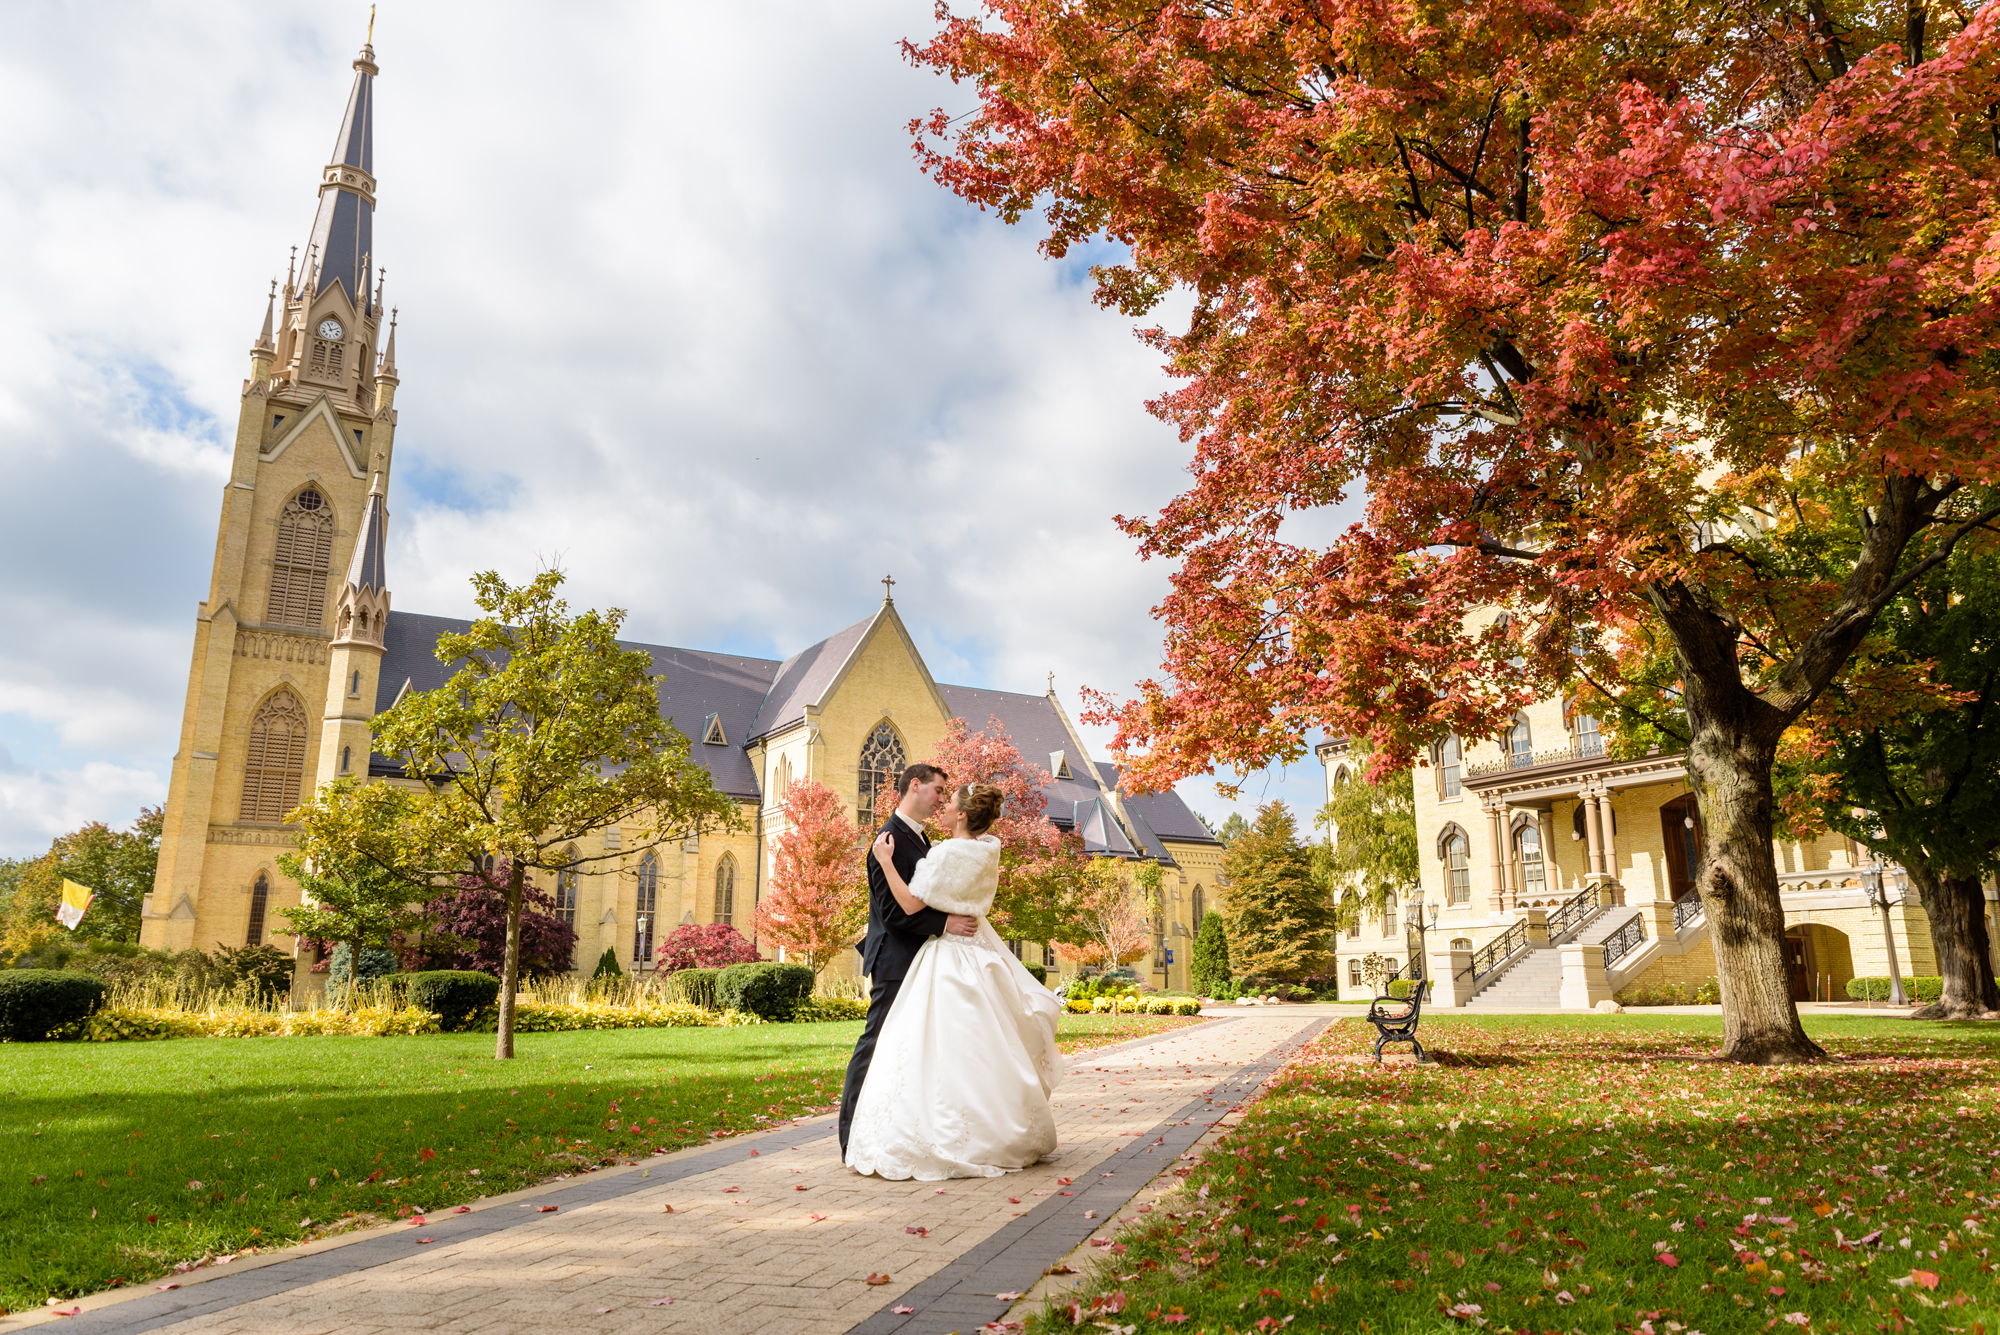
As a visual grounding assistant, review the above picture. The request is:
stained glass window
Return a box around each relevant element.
[857,723,906,822]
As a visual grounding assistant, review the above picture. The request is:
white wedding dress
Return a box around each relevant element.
[845,833,1066,1179]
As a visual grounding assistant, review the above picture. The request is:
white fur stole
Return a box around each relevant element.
[907,834,1002,917]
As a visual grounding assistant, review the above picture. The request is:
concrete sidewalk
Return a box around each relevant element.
[22,1014,1326,1335]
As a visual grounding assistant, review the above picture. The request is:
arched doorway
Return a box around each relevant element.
[1783,923,1854,1002]
[1660,793,1703,903]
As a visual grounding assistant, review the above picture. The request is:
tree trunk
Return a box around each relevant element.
[496,862,525,1060]
[1906,860,2000,1019]
[1686,716,1827,1063]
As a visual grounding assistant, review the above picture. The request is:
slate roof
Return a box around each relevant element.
[744,611,877,744]
[370,610,1218,839]
[344,485,388,592]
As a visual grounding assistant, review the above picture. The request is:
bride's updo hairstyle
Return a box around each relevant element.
[958,783,1005,836]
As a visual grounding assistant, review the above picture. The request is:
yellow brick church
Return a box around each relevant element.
[139,41,1223,991]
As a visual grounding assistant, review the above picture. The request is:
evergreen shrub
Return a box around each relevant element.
[1845,976,1943,1002]
[406,970,500,1031]
[791,995,869,1022]
[1190,913,1231,996]
[0,970,110,1040]
[667,967,721,1009]
[717,962,814,1021]
[1025,963,1048,986]
[590,948,624,984]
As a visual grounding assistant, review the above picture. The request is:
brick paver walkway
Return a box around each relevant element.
[37,1014,1322,1335]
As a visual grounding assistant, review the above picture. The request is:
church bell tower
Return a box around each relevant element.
[143,41,401,955]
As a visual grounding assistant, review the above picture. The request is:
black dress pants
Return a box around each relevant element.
[838,974,904,1156]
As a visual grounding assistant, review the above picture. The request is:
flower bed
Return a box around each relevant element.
[80,1005,440,1041]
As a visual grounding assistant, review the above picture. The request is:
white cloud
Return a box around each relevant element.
[0,0,1331,856]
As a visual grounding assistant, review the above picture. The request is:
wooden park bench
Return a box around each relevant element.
[1366,985,1427,1064]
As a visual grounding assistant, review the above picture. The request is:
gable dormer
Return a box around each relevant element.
[1050,749,1073,780]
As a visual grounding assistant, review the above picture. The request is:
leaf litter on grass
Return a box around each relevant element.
[1027,1014,2000,1334]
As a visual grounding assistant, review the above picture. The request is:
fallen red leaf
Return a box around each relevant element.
[1657,1253,1679,1268]
[48,1308,82,1318]
[539,1205,559,1213]
[451,1206,471,1214]
[1007,1197,1022,1204]
[1912,1270,1940,1290]
[865,1272,893,1285]
[892,1305,916,1315]
[995,1290,1025,1301]
[809,1213,828,1222]
[415,1236,434,1245]
[154,1283,179,1291]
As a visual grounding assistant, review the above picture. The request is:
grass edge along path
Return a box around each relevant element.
[0,1012,1201,1313]
[1025,1014,2000,1335]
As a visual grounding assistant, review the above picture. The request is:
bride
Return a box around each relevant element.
[844,783,1066,1179]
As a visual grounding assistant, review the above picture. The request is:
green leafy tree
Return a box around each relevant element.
[1782,542,2000,1019]
[1219,803,1333,985]
[0,807,162,951]
[1215,813,1250,848]
[297,570,741,1059]
[1190,911,1230,995]
[280,778,435,986]
[1316,758,1419,934]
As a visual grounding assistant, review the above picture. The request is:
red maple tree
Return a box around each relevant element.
[754,779,871,977]
[908,0,2000,1061]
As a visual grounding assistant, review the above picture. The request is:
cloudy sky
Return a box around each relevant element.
[0,0,1335,858]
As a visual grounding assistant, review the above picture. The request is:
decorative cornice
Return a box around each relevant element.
[1465,748,1687,802]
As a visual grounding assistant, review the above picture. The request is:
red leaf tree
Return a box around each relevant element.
[754,779,871,977]
[884,715,1100,947]
[908,0,2000,1063]
[653,922,762,973]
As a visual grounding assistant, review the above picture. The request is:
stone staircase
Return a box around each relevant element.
[1462,901,1645,1010]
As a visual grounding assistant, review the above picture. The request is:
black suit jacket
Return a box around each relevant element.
[859,815,950,982]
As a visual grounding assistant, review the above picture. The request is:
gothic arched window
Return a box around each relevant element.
[633,852,658,965]
[1191,885,1205,930]
[555,844,580,927]
[1515,821,1546,896]
[1439,824,1472,904]
[239,689,309,823]
[246,873,271,947]
[857,723,906,821]
[267,487,336,628]
[774,754,793,802]
[714,854,736,927]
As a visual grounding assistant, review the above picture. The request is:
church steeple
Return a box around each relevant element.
[305,43,378,313]
[265,40,387,409]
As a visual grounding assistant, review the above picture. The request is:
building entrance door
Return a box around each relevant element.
[1783,930,1812,1002]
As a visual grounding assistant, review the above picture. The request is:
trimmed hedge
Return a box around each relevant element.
[717,962,814,1022]
[1846,976,1944,1003]
[406,970,500,1032]
[0,970,109,1041]
[668,967,721,1010]
[791,995,869,1022]
[1025,963,1048,986]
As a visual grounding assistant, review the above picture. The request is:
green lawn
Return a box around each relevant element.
[0,1012,1200,1313]
[1035,1014,2000,1335]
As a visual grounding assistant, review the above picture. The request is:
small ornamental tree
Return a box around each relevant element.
[1220,804,1334,986]
[281,778,434,974]
[1189,911,1231,996]
[907,0,2000,1065]
[654,923,761,973]
[297,570,741,1060]
[753,779,869,978]
[403,863,578,979]
[874,714,1099,949]
[1052,858,1153,971]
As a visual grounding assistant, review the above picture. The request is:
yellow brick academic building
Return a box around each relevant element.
[139,41,1220,990]
[1320,694,2000,1008]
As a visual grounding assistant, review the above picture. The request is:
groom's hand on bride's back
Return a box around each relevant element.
[945,914,978,937]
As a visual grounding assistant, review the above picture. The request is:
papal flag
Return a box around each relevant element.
[55,879,95,931]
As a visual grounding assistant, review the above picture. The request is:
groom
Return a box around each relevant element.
[839,762,980,1156]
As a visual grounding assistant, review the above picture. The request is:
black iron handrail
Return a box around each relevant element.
[1545,886,1599,943]
[1673,895,1704,931]
[1465,735,1610,778]
[1601,916,1647,969]
[1459,919,1529,980]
